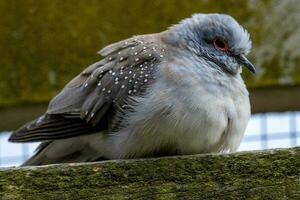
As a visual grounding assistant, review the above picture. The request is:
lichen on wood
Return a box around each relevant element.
[1,148,300,199]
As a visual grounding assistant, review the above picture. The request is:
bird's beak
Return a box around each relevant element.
[236,55,256,74]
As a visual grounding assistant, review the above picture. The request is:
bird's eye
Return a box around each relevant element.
[213,38,229,52]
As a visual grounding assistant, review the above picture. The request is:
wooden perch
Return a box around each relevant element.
[1,148,300,199]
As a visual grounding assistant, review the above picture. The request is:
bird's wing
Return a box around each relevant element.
[9,34,167,142]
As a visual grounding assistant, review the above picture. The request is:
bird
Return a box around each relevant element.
[9,13,255,166]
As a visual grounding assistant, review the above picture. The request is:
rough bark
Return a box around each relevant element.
[1,148,300,200]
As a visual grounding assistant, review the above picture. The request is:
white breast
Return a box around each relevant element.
[108,72,250,159]
[99,54,251,159]
[143,79,240,154]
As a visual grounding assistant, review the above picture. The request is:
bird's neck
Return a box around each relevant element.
[163,52,247,96]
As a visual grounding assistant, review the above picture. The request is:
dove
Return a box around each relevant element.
[9,13,255,166]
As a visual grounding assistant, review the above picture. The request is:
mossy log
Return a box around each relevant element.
[1,148,300,199]
[1,0,300,108]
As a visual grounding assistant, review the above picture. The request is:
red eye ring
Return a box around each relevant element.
[213,38,229,52]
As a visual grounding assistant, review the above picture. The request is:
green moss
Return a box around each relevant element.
[0,0,299,107]
[1,148,300,199]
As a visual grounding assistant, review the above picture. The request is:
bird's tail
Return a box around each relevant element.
[21,135,106,166]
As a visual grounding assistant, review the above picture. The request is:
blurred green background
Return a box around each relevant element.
[0,0,300,129]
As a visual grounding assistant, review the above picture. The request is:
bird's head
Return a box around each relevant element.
[164,13,255,75]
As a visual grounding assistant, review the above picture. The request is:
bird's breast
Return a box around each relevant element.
[114,62,251,157]
[125,74,248,155]
[159,81,231,154]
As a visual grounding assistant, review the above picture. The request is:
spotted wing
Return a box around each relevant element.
[9,34,167,142]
